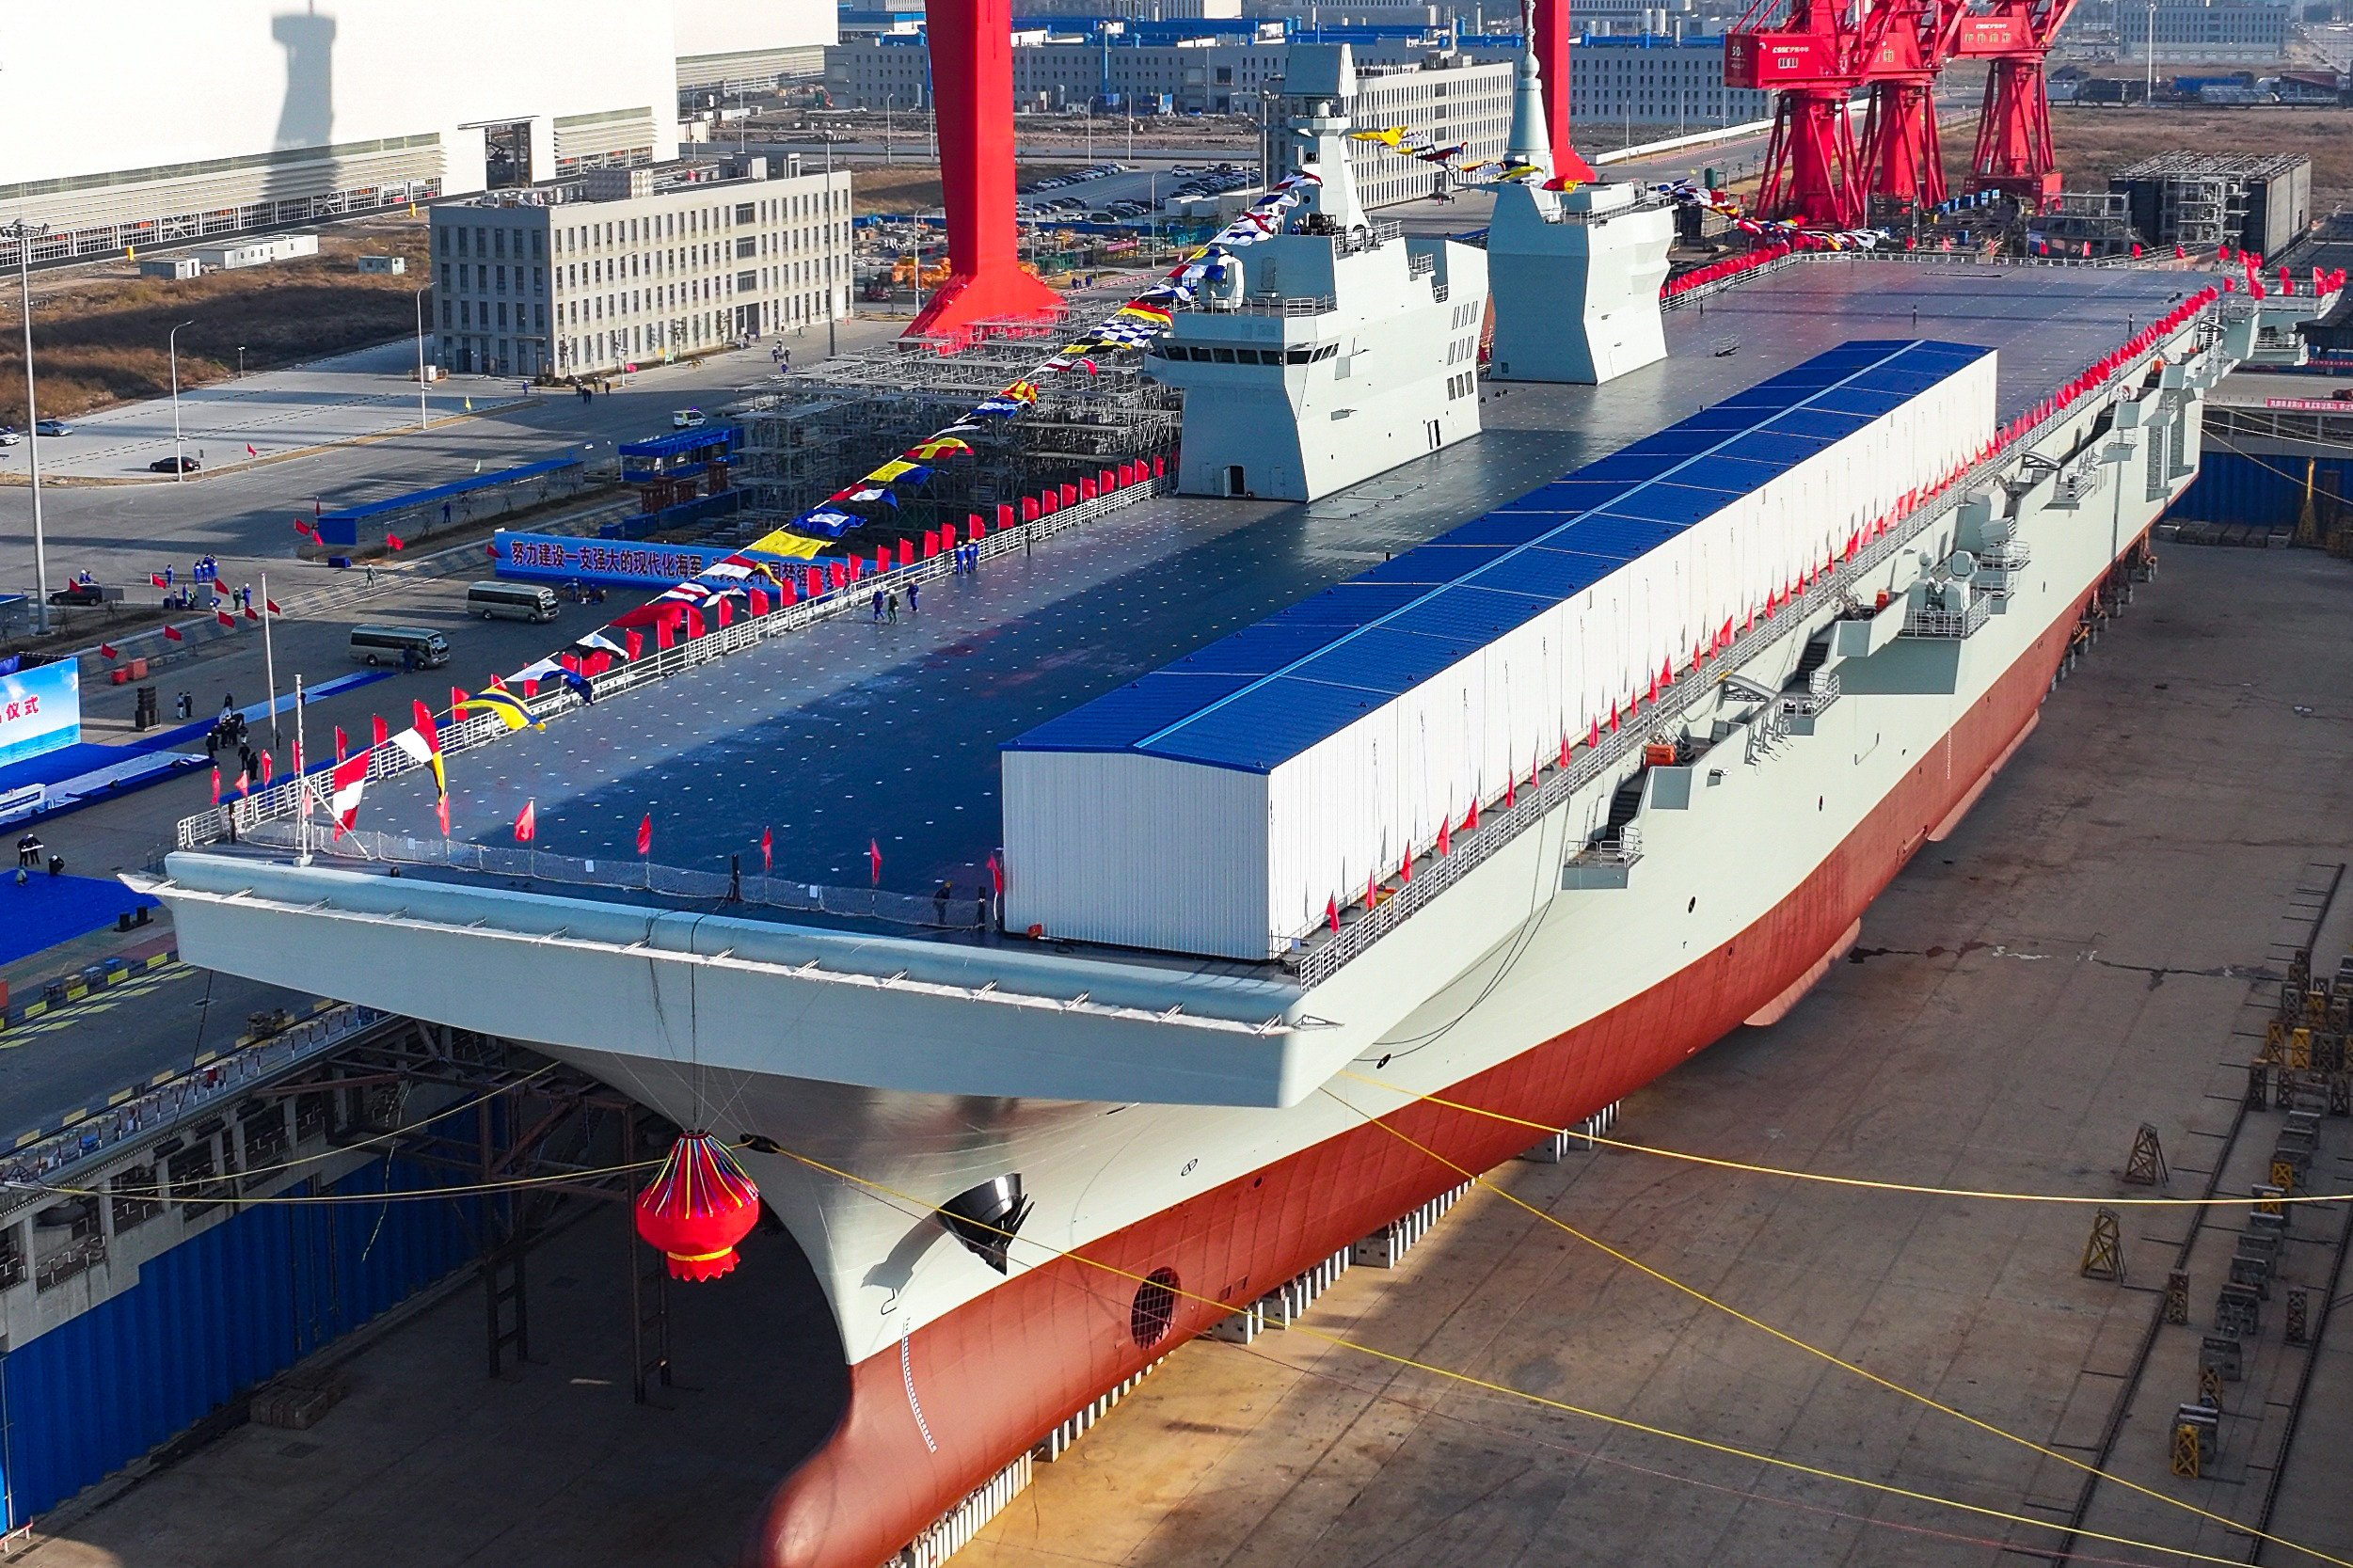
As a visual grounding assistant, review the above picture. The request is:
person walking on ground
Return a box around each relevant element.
[441,501,453,529]
[17,832,43,870]
[175,691,193,721]
[219,694,235,723]
[934,881,952,924]
[870,589,885,623]
[907,582,918,615]
[364,563,377,588]
[885,590,899,624]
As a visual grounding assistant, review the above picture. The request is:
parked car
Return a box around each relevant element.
[33,419,71,436]
[0,427,20,447]
[148,455,200,473]
[672,407,707,429]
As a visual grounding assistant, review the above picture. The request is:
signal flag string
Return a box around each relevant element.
[1316,1085,2353,1568]
[769,1142,2304,1568]
[1338,1069,2352,1208]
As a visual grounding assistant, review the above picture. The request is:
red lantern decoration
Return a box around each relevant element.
[634,1132,761,1282]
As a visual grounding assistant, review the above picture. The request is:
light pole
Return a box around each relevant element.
[6,220,53,633]
[413,283,433,431]
[167,319,194,481]
[823,135,839,360]
[236,344,246,378]
[2143,0,2156,103]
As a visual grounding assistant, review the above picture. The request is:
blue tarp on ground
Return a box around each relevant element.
[0,874,158,968]
[0,744,135,797]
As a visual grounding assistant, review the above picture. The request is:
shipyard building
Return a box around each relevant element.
[0,0,833,269]
[428,157,851,378]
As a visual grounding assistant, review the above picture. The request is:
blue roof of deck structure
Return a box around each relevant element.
[1008,339,1992,775]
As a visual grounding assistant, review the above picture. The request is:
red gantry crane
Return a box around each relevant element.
[1724,0,1872,229]
[1946,0,2084,211]
[1725,0,1947,228]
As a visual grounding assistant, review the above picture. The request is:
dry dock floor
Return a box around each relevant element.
[18,545,2353,1567]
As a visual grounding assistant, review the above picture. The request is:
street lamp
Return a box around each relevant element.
[413,283,433,431]
[823,134,839,360]
[4,220,53,633]
[236,344,246,378]
[167,319,195,482]
[2143,0,2157,103]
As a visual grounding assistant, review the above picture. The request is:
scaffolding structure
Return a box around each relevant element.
[2112,151,2308,254]
[736,321,1182,537]
[2037,191,2142,257]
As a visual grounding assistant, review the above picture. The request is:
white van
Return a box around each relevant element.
[467,580,560,623]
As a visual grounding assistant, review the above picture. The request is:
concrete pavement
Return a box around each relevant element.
[0,315,909,600]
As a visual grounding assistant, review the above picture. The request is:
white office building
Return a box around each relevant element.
[1569,36,1766,129]
[2118,0,2292,58]
[0,0,830,269]
[430,157,851,379]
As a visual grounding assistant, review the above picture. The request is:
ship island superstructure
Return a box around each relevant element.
[139,260,2272,1568]
[1483,23,1673,385]
[1146,46,1488,502]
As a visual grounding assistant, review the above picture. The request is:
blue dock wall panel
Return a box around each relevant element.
[2170,451,2353,529]
[0,1159,481,1528]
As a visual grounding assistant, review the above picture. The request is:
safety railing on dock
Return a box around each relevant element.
[0,1002,390,1220]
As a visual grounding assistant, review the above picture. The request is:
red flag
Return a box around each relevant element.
[1504,772,1515,809]
[1588,718,1600,750]
[715,597,733,628]
[1368,867,1378,910]
[150,573,168,589]
[385,534,405,551]
[372,714,389,748]
[436,796,451,836]
[215,609,236,628]
[748,587,770,616]
[626,630,644,662]
[1327,895,1340,934]
[293,517,312,538]
[210,766,221,804]
[265,598,281,616]
[98,641,119,659]
[1559,736,1571,768]
[987,852,1003,895]
[515,800,536,843]
[1462,799,1479,832]
[245,605,259,622]
[334,726,348,763]
[1438,815,1451,857]
[260,752,274,784]
[636,814,653,857]
[235,768,250,797]
[760,826,774,873]
[867,839,882,884]
[246,443,258,458]
[684,606,705,641]
[1399,851,1411,885]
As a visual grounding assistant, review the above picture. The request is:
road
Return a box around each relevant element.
[0,316,909,608]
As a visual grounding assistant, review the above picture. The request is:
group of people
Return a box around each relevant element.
[869,584,916,623]
[202,697,263,782]
[946,541,983,575]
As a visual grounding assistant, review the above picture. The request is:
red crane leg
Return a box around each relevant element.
[1760,90,1862,228]
[1966,58,2061,211]
[1860,81,1946,209]
[907,0,1062,345]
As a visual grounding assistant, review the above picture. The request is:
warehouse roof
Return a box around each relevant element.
[1005,339,1991,775]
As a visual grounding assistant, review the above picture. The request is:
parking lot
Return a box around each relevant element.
[1016,160,1261,222]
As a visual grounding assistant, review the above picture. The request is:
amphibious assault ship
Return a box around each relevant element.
[137,84,2287,1568]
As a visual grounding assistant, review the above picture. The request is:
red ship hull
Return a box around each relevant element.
[754,567,2102,1568]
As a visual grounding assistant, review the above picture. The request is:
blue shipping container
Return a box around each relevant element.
[2170,451,2353,530]
[0,1158,480,1528]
